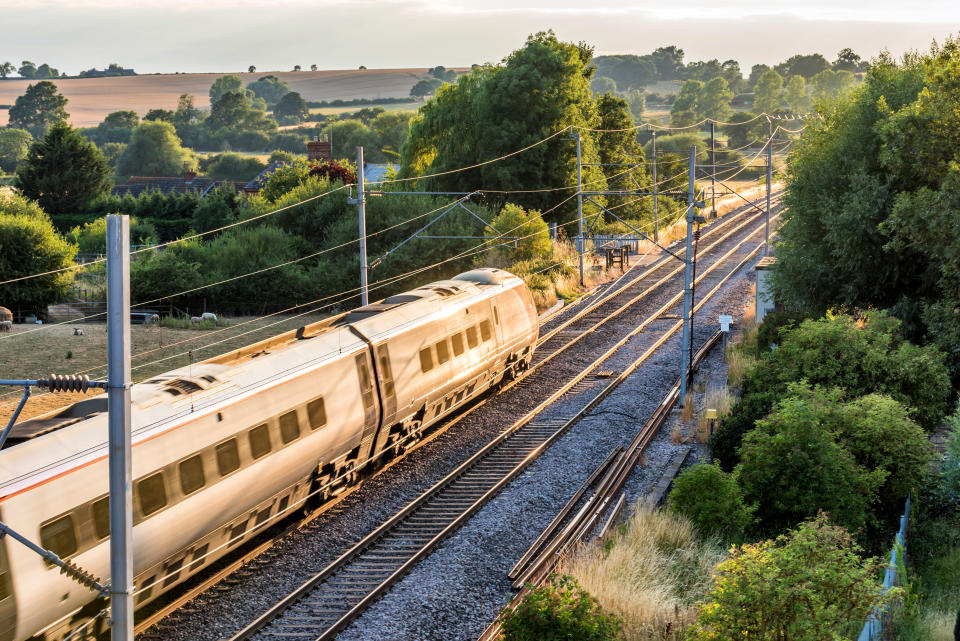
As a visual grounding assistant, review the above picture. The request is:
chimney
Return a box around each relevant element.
[306,136,332,162]
[184,169,197,183]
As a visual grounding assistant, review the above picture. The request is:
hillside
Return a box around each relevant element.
[0,68,438,127]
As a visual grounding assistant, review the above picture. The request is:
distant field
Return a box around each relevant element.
[308,100,421,116]
[0,69,440,127]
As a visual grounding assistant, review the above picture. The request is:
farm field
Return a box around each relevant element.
[0,313,329,423]
[0,68,439,127]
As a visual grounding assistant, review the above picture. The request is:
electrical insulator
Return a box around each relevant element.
[39,374,91,393]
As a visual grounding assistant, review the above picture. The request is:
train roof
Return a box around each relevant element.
[0,269,524,499]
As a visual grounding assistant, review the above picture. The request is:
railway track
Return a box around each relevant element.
[134,193,781,639]
[225,207,776,641]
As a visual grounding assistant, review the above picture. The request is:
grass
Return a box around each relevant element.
[696,383,733,441]
[158,316,231,330]
[0,313,328,423]
[561,502,723,641]
[308,101,420,115]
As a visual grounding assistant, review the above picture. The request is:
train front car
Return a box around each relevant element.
[344,268,539,461]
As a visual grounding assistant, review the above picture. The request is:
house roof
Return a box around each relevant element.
[112,177,243,198]
[243,161,289,192]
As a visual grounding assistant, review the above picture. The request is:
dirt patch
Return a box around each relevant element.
[0,69,438,127]
[0,313,327,423]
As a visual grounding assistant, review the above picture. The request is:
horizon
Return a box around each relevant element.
[0,1,956,76]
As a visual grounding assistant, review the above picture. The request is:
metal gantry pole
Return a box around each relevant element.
[765,123,773,254]
[357,147,369,306]
[710,121,717,218]
[106,214,133,641]
[575,131,584,287]
[680,147,696,405]
[651,131,658,243]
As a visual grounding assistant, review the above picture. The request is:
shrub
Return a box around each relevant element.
[689,514,895,641]
[753,310,810,353]
[668,463,753,542]
[201,152,267,181]
[499,575,622,641]
[707,390,776,472]
[486,203,551,261]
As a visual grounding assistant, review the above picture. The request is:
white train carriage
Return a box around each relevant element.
[0,268,537,641]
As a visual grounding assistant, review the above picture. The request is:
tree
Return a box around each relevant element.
[669,463,753,542]
[400,31,607,224]
[589,76,617,95]
[201,152,266,181]
[273,91,309,123]
[428,65,457,82]
[323,119,381,161]
[89,110,140,144]
[248,65,256,73]
[783,75,811,113]
[721,59,745,93]
[246,75,292,107]
[35,64,59,79]
[0,62,14,78]
[650,46,685,80]
[595,93,650,222]
[0,194,78,311]
[0,128,33,173]
[811,68,855,101]
[591,55,657,90]
[209,74,244,104]
[15,122,111,216]
[723,111,766,148]
[685,58,724,82]
[748,63,771,89]
[310,64,317,71]
[68,216,156,254]
[293,65,301,72]
[775,53,830,80]
[7,81,69,136]
[191,184,238,233]
[143,108,174,122]
[485,203,550,260]
[207,90,276,134]
[689,514,895,641]
[696,76,733,121]
[670,79,703,126]
[370,110,414,156]
[753,69,784,113]
[116,121,196,176]
[624,89,645,122]
[17,61,37,79]
[833,47,864,72]
[409,77,444,98]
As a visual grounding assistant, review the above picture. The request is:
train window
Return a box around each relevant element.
[419,348,433,372]
[435,340,450,364]
[452,333,465,357]
[179,455,206,495]
[189,544,209,572]
[40,515,78,562]
[307,398,327,430]
[279,411,300,444]
[216,440,240,476]
[163,557,184,587]
[480,320,492,342]
[466,325,479,349]
[136,577,156,604]
[494,306,500,325]
[138,472,167,517]
[92,496,110,540]
[249,424,272,459]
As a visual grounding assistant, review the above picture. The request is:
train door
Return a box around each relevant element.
[0,517,16,641]
[374,344,397,426]
[354,353,380,457]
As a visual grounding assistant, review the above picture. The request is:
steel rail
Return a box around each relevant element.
[227,214,774,641]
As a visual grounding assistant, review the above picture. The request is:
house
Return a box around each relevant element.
[111,171,241,197]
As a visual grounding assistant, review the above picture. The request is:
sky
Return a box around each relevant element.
[1,0,957,74]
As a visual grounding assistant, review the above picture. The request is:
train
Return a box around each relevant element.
[0,268,539,641]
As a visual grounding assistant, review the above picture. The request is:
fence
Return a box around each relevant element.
[857,493,911,641]
[585,234,642,255]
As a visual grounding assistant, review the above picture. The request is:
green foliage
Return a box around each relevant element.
[811,68,856,101]
[191,185,237,233]
[708,390,777,472]
[246,75,292,107]
[591,55,657,89]
[409,77,444,98]
[696,76,733,122]
[753,309,811,352]
[322,119,382,161]
[68,216,156,254]
[400,30,607,225]
[15,121,112,216]
[117,121,196,177]
[0,196,77,312]
[499,575,623,641]
[753,69,784,113]
[689,513,893,641]
[671,80,703,126]
[723,111,766,148]
[486,203,551,261]
[7,81,69,136]
[273,91,308,123]
[88,110,140,145]
[268,150,297,164]
[745,315,951,431]
[668,463,753,542]
[783,75,811,113]
[84,190,202,241]
[209,75,244,104]
[774,53,831,80]
[200,152,266,181]
[0,127,33,172]
[590,76,617,95]
[370,111,413,157]
[207,90,277,135]
[595,93,651,223]
[100,142,126,168]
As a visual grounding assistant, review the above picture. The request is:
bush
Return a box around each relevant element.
[737,389,885,538]
[753,310,810,353]
[707,390,776,472]
[499,575,622,641]
[486,203,551,261]
[201,152,267,181]
[689,514,895,641]
[668,463,753,542]
[745,314,951,431]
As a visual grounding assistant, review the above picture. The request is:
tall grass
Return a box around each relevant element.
[562,502,723,641]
